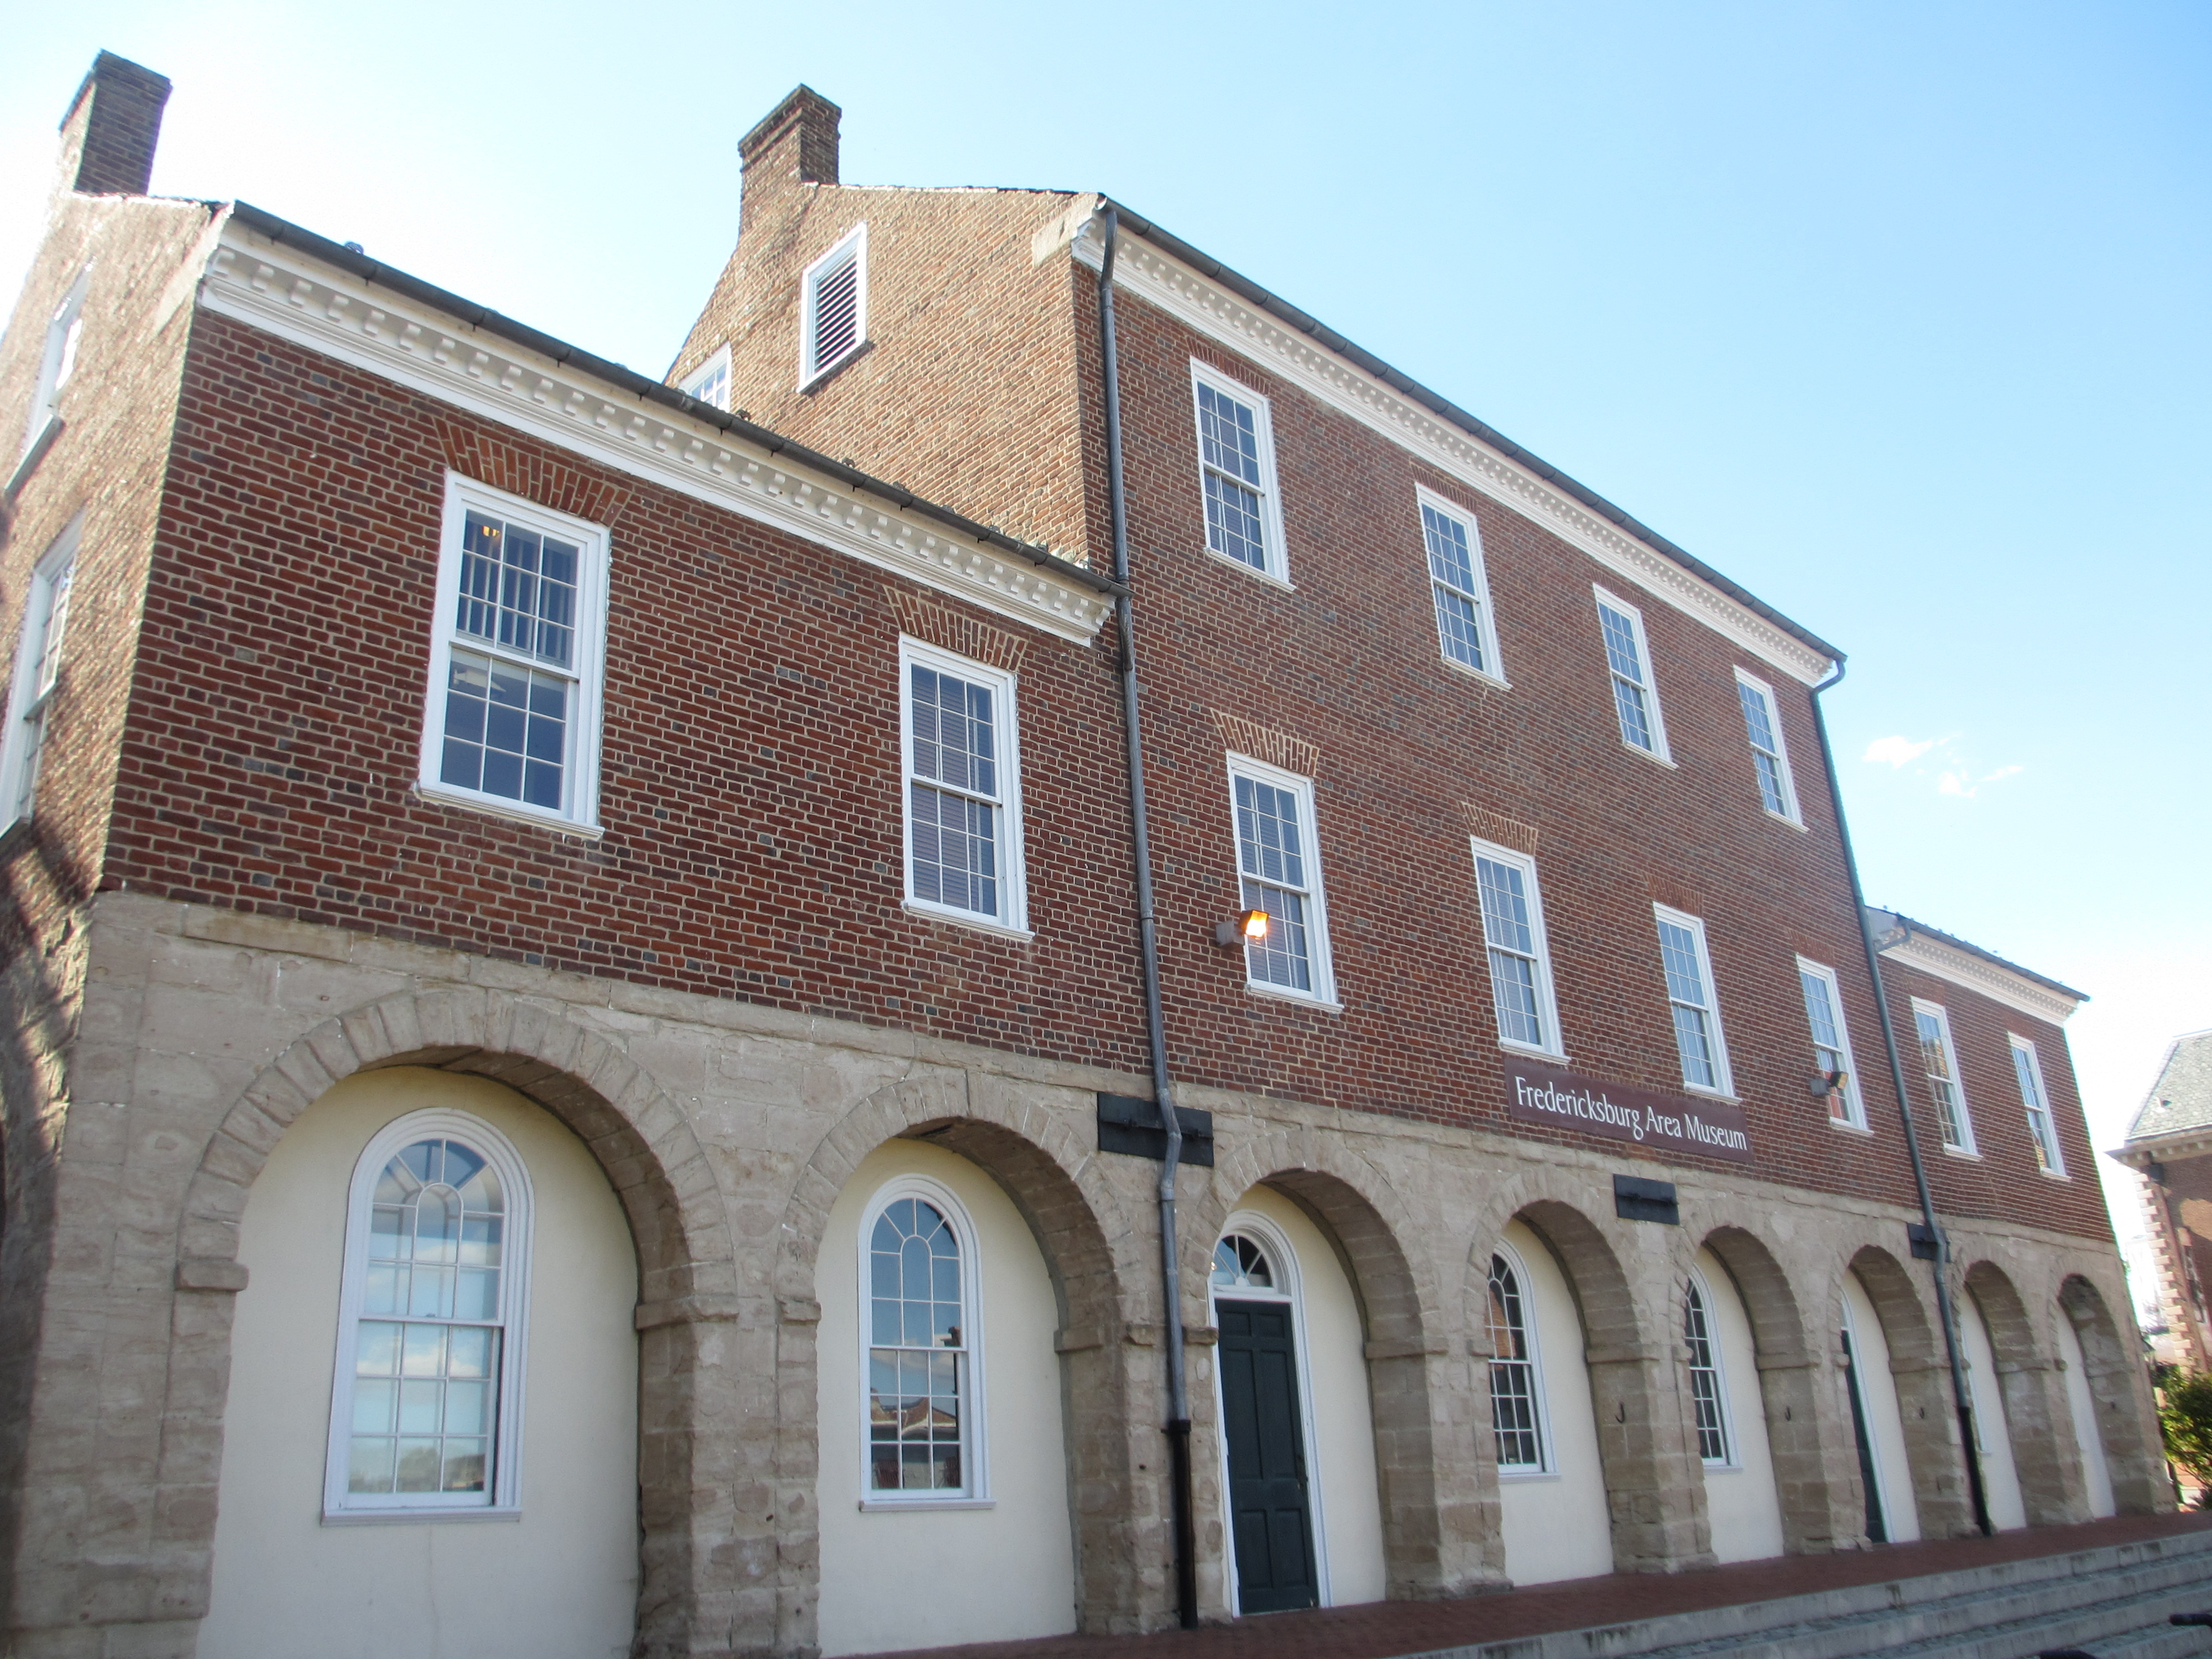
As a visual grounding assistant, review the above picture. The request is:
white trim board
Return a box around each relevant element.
[1878,934,2081,1026]
[197,222,1112,646]
[1071,216,1833,685]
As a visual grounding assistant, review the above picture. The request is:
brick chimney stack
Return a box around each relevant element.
[60,51,173,197]
[737,85,841,228]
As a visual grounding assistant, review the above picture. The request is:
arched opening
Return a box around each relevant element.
[1843,1247,1966,1543]
[1955,1267,2028,1529]
[1963,1260,2085,1526]
[2059,1274,2155,1515]
[1686,1245,1785,1562]
[200,1067,640,1655]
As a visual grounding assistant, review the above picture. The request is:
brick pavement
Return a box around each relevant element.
[897,1512,2212,1659]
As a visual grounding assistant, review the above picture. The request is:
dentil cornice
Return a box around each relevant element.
[1879,934,2081,1026]
[1073,218,1830,685]
[198,227,1112,645]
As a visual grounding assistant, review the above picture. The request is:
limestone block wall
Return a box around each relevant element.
[2,893,2165,1657]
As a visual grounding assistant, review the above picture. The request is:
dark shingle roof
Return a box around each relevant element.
[2127,1030,2212,1143]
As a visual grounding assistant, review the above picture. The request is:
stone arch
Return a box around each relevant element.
[1192,1127,1480,1601]
[771,1072,1151,1642]
[1697,1225,1842,1552]
[1845,1245,1968,1538]
[1961,1259,2077,1523]
[160,985,739,1659]
[2059,1272,2164,1513]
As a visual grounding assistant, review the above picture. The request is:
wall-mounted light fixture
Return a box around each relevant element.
[1214,909,1269,948]
[1808,1069,1849,1100]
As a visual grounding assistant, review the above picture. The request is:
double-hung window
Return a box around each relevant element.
[1797,957,1866,1129]
[901,638,1029,936]
[1419,490,1504,682]
[1912,999,1976,1153]
[2010,1036,2065,1175]
[1227,755,1335,1004]
[1593,587,1671,761]
[1191,363,1287,583]
[1655,905,1733,1095]
[1486,1250,1547,1473]
[0,515,81,831]
[680,343,731,411]
[1469,839,1562,1056]
[22,268,88,457]
[326,1110,530,1518]
[1733,669,1801,824]
[800,225,867,387]
[1684,1274,1732,1465]
[419,475,608,832]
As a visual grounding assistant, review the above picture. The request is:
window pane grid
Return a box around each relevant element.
[1197,383,1269,570]
[1486,1255,1543,1470]
[1423,505,1488,672]
[908,665,1003,918]
[1916,1010,1969,1148]
[1235,775,1315,990]
[1599,603,1656,751]
[1685,1283,1729,1463]
[1658,917,1720,1090]
[440,507,583,815]
[2013,1044,2061,1172]
[1475,855,1546,1048]
[1800,967,1855,1123]
[868,1198,966,1494]
[1738,681,1792,816]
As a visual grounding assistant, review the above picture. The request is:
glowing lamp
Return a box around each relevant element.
[1213,909,1270,947]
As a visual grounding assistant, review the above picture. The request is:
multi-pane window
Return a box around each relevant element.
[1229,758,1335,1002]
[327,1113,527,1515]
[2011,1036,2065,1175]
[1486,1252,1545,1472]
[1593,588,1670,760]
[420,476,606,831]
[1655,906,1733,1095]
[901,640,1027,932]
[801,226,867,385]
[1912,999,1976,1152]
[1211,1233,1275,1292]
[1797,957,1866,1128]
[1419,492,1503,680]
[867,1192,971,1496]
[1470,840,1562,1055]
[1733,669,1801,823]
[1191,364,1285,581]
[1684,1277,1730,1464]
[0,518,80,831]
[681,345,731,411]
[21,268,87,455]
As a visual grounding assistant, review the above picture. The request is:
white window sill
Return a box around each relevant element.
[859,1496,995,1512]
[1499,1039,1569,1065]
[1440,656,1510,692]
[414,782,603,839]
[2038,1166,2073,1181]
[1702,1460,1744,1474]
[901,899,1035,942]
[1682,1083,1740,1103]
[1204,549,1295,591]
[1245,980,1342,1014]
[798,342,868,394]
[1496,1469,1557,1483]
[324,1506,522,1526]
[1940,1145,1983,1161]
[1622,740,1677,769]
[1826,1118,1875,1137]
[1763,808,1808,833]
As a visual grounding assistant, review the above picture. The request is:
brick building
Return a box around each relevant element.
[2113,1031,2212,1371]
[0,57,2163,1659]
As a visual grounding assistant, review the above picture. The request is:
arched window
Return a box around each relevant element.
[1211,1233,1275,1292]
[862,1181,984,1501]
[1486,1251,1546,1473]
[325,1110,531,1516]
[1684,1275,1731,1465]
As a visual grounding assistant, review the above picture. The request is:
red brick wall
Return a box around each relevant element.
[108,309,1150,1069]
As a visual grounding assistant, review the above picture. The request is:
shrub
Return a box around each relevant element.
[2157,1369,2212,1496]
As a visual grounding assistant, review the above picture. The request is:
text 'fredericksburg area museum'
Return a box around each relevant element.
[0,51,2177,1659]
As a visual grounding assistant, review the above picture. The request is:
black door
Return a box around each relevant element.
[1840,1323,1887,1543]
[1217,1298,1319,1613]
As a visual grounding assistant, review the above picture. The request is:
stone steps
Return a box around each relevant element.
[1405,1528,2212,1659]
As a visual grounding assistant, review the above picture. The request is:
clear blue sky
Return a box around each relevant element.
[5,2,2205,1298]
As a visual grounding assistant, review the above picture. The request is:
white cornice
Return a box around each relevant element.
[1073,220,1832,685]
[197,227,1112,645]
[1878,934,2081,1026]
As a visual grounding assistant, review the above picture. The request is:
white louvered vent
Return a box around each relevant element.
[802,226,866,385]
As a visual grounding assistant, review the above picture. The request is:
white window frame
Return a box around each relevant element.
[22,268,89,458]
[1684,1267,1739,1468]
[2009,1034,2066,1177]
[799,224,868,389]
[855,1172,991,1510]
[1224,752,1338,1008]
[415,473,609,836]
[1208,1209,1334,1609]
[1653,904,1735,1098]
[323,1108,534,1522]
[1796,956,1868,1131]
[1469,838,1564,1060]
[1189,361,1291,587]
[0,514,83,833]
[1911,998,1978,1155]
[679,343,732,411]
[1732,667,1803,826]
[899,636,1031,940]
[1486,1240,1556,1478]
[1416,487,1506,686]
[1593,586,1672,764]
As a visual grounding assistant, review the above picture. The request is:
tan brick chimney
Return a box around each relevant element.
[738,85,841,228]
[57,51,172,197]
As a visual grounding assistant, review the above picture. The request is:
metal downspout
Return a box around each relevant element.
[1097,205,1201,1627]
[1809,662,1994,1538]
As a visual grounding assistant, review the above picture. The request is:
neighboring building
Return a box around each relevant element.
[2112,1030,2212,1371]
[0,57,2160,1659]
